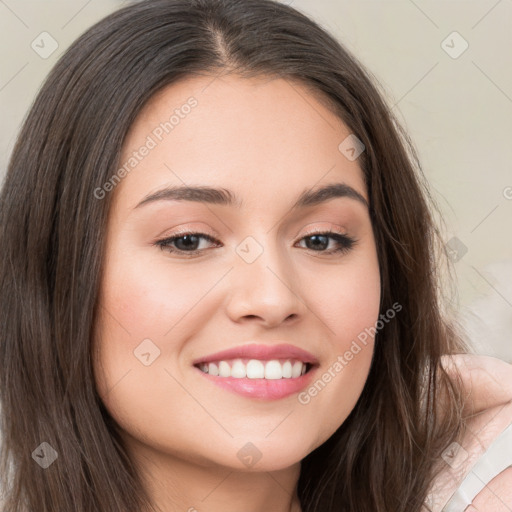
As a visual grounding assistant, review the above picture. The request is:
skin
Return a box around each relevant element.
[92,73,381,512]
[440,355,512,511]
[463,357,512,509]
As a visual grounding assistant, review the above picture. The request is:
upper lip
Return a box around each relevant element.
[192,343,319,365]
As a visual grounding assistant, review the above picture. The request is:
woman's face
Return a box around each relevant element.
[93,74,381,472]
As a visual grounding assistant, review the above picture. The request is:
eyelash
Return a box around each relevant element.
[153,230,358,257]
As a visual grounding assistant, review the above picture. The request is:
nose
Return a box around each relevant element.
[224,240,305,328]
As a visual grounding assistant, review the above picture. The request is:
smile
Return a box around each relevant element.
[194,363,317,400]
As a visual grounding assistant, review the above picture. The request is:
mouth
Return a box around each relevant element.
[192,343,319,400]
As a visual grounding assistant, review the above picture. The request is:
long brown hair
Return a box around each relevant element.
[0,0,469,510]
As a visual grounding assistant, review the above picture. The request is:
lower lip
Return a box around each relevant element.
[195,366,317,400]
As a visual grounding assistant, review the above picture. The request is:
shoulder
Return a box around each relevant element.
[428,354,512,511]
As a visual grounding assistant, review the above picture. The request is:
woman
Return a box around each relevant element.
[0,0,510,510]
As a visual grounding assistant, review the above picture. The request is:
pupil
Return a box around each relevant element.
[177,235,199,250]
[308,234,328,250]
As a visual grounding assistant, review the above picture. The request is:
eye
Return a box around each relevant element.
[296,231,358,255]
[154,232,220,256]
[153,230,358,257]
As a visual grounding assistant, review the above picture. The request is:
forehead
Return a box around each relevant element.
[114,73,368,212]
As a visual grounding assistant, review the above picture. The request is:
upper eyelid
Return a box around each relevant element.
[162,227,350,242]
[155,215,354,240]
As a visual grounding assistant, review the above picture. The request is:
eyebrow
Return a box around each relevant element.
[134,182,369,210]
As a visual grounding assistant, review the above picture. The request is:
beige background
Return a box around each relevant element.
[1,0,511,361]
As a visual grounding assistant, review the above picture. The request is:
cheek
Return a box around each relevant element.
[321,269,380,338]
[92,246,208,403]
[92,251,226,464]
[296,251,381,445]
[98,246,218,340]
[305,243,381,347]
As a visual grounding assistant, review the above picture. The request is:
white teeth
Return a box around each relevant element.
[218,361,231,377]
[291,361,303,378]
[231,359,246,378]
[208,362,219,376]
[246,360,265,379]
[264,360,282,379]
[198,359,309,379]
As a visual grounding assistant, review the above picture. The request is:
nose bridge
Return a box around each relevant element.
[226,233,303,324]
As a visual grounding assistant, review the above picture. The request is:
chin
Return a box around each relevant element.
[186,436,312,473]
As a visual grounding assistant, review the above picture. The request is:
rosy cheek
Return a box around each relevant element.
[100,253,216,345]
[315,264,380,343]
